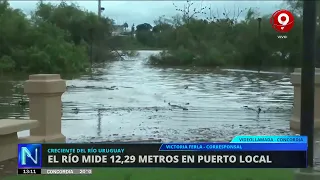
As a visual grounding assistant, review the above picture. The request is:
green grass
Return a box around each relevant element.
[5,168,294,180]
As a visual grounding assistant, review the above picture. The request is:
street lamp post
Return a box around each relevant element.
[89,28,93,72]
[301,0,316,168]
[257,18,262,36]
[257,17,262,73]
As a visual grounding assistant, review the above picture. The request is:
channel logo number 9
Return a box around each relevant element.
[270,9,294,33]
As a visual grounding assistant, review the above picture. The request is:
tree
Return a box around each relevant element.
[136,23,153,32]
[286,0,320,67]
[135,23,154,47]
[148,0,303,69]
[123,22,128,31]
[0,1,134,74]
[152,17,174,48]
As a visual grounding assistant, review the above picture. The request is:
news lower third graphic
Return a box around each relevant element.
[17,136,307,169]
[18,144,42,168]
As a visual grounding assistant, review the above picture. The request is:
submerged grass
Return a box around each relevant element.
[6,168,294,180]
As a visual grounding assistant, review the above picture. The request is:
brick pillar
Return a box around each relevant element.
[290,68,320,132]
[24,74,66,142]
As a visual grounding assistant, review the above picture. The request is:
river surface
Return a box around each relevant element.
[0,50,296,143]
[2,50,320,166]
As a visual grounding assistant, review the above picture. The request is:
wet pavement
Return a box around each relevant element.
[0,50,295,143]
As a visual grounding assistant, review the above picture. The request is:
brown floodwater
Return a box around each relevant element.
[0,50,295,143]
[2,50,320,166]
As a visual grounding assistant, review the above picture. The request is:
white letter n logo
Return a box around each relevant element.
[21,147,38,165]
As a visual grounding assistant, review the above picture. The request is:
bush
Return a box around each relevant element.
[0,55,15,73]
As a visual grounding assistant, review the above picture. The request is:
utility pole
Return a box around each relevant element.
[98,0,101,18]
[293,1,320,177]
[301,0,316,168]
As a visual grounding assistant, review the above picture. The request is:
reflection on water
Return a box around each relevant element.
[0,50,295,143]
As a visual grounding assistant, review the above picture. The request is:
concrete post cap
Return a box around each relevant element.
[28,74,62,80]
[24,74,66,94]
[291,68,320,85]
[293,68,320,73]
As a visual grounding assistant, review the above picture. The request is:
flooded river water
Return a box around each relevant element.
[0,50,295,143]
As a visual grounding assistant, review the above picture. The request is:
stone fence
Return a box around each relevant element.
[0,74,66,162]
[0,69,320,162]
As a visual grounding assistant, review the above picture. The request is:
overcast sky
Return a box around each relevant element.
[9,1,286,26]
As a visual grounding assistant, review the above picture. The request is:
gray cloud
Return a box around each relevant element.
[9,1,286,26]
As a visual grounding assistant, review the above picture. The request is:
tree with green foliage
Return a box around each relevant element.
[0,0,138,74]
[123,22,128,31]
[135,23,155,47]
[147,1,303,69]
[0,0,90,73]
[0,0,310,73]
[286,0,320,67]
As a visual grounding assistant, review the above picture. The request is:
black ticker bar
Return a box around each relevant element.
[41,144,306,168]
